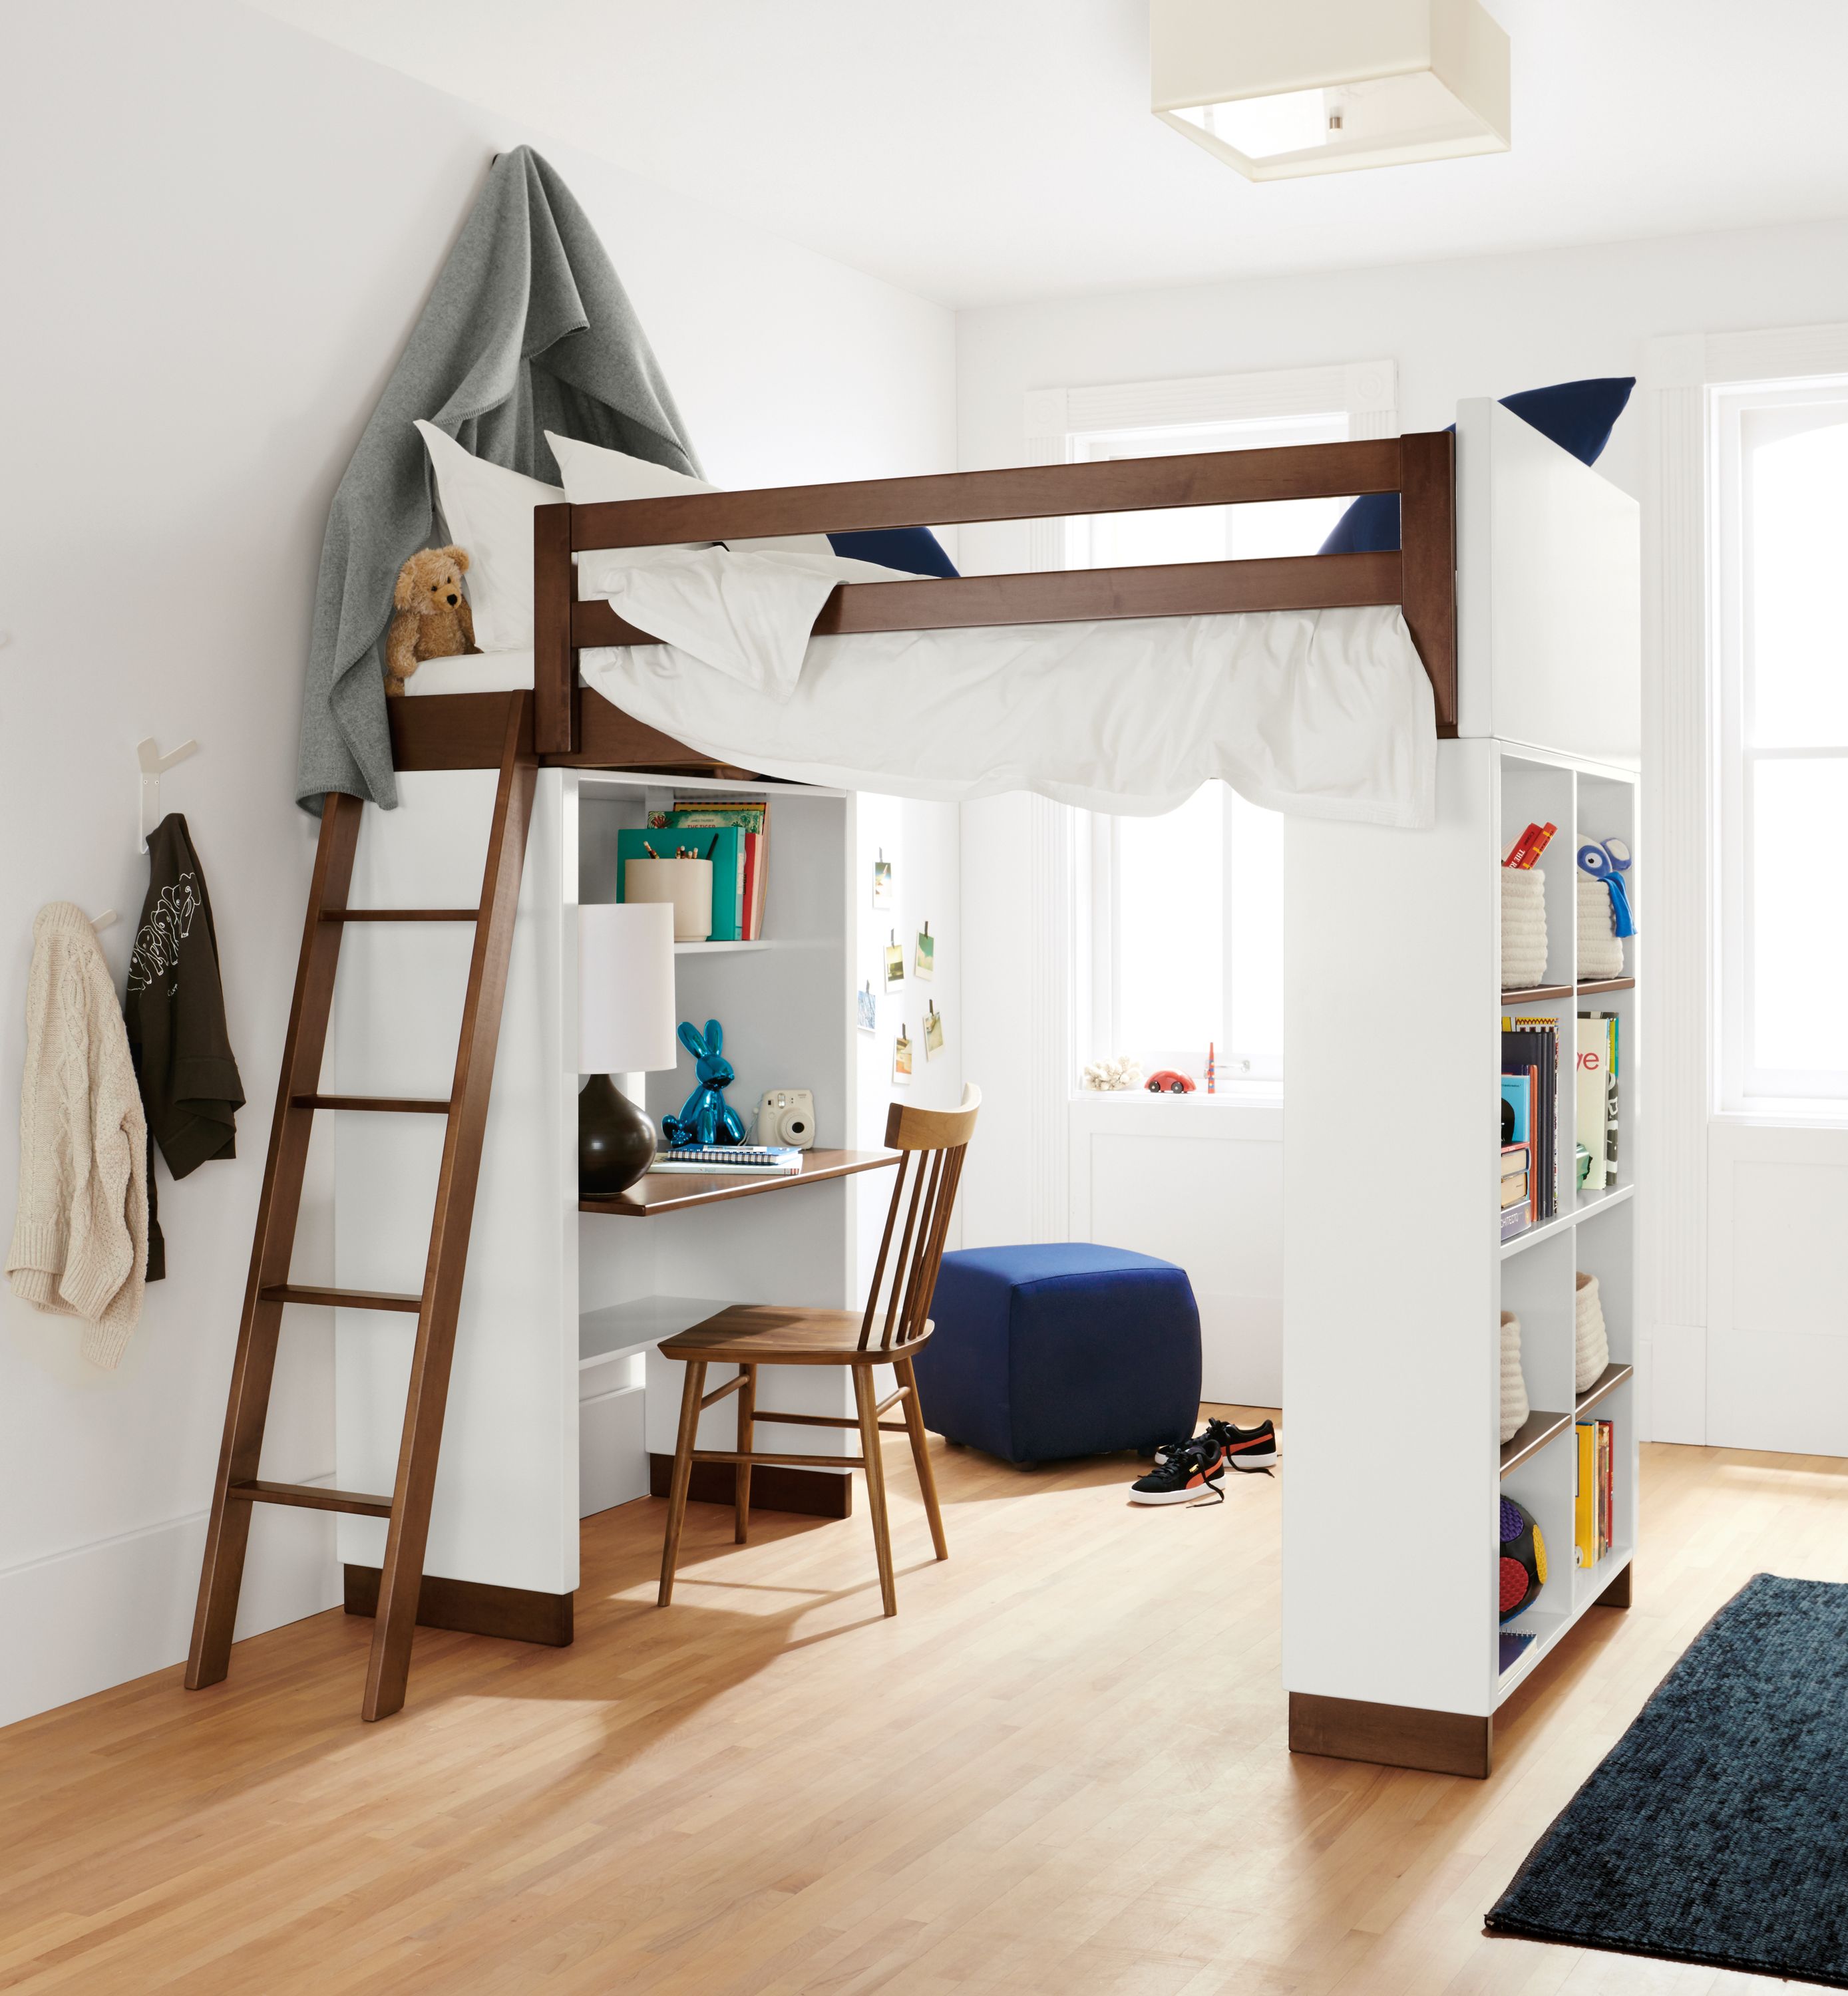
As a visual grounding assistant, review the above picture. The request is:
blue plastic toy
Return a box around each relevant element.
[1577,836,1636,938]
[661,1018,747,1148]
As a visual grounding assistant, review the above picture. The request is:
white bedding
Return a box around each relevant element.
[584,604,1433,826]
[405,558,1436,828]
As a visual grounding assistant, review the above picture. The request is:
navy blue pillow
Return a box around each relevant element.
[827,526,959,578]
[1317,377,1636,555]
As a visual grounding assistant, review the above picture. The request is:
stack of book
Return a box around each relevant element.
[1501,1139,1531,1237]
[1500,1015,1560,1239]
[1574,1417,1614,1567]
[1575,1011,1620,1190]
[647,1144,803,1176]
[651,798,770,939]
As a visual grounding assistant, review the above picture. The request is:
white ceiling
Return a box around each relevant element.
[250,0,1848,308]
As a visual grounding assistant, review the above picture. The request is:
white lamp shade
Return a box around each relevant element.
[578,902,678,1074]
[1152,0,1510,182]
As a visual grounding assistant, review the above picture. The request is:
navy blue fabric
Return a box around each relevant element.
[827,526,959,578]
[1318,377,1636,555]
[913,1244,1201,1465]
[1487,1574,1848,1985]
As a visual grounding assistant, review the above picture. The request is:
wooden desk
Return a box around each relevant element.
[580,1147,900,1218]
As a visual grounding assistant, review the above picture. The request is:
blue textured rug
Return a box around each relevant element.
[1487,1574,1848,1986]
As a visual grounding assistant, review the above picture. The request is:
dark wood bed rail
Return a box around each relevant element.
[531,430,1456,758]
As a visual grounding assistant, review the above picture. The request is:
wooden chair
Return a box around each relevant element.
[656,1084,981,1616]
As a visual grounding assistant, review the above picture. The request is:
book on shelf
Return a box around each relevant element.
[1574,1416,1615,1566]
[647,1144,803,1176]
[1501,1142,1531,1211]
[1502,1019,1559,1222]
[652,800,770,939]
[1499,1629,1536,1672]
[1574,1014,1619,1191]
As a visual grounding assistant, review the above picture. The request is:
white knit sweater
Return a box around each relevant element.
[6,903,148,1367]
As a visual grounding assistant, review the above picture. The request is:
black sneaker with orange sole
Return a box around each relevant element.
[1129,1433,1226,1505]
[1154,1417,1279,1475]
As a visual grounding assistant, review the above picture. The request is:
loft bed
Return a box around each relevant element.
[387,431,1456,778]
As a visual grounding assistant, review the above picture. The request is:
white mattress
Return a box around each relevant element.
[403,649,539,695]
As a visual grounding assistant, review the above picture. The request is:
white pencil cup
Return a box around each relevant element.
[1501,868,1549,989]
[624,857,713,942]
[1575,1271,1610,1393]
[1577,877,1624,981]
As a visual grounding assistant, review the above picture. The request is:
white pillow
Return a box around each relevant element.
[544,430,832,587]
[415,420,562,651]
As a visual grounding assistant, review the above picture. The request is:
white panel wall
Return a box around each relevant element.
[1068,1098,1283,1405]
[331,769,576,1595]
[0,0,952,1723]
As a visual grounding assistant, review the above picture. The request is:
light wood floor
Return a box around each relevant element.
[5,1414,1847,1995]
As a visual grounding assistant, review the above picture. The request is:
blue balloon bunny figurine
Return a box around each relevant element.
[662,1018,747,1148]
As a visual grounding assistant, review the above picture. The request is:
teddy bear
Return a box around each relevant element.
[385,545,478,695]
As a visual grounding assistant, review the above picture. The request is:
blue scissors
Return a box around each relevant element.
[1577,837,1635,937]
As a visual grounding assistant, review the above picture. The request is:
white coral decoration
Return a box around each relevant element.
[1082,1055,1144,1092]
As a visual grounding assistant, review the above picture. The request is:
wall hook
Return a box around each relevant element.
[137,737,198,851]
[90,910,118,933]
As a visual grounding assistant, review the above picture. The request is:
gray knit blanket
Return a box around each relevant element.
[295,146,701,811]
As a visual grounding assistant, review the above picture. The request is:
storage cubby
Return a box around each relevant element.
[574,772,864,1518]
[1492,753,1638,1700]
[1499,752,1576,993]
[1283,743,1640,1769]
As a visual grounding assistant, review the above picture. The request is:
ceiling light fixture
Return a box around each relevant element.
[1151,0,1510,182]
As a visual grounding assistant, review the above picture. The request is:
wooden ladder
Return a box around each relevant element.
[186,696,537,1723]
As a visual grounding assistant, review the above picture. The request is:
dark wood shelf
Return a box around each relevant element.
[1501,1409,1571,1476]
[1576,1361,1633,1416]
[581,1147,899,1218]
[1500,976,1636,1005]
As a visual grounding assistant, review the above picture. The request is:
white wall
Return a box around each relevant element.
[954,216,1848,1434]
[0,0,953,1727]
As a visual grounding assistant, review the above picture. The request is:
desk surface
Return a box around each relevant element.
[580,1147,900,1218]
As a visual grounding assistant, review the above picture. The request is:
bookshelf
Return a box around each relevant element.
[1280,398,1640,1780]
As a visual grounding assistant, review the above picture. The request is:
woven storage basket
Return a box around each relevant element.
[1577,876,1624,981]
[1501,868,1549,989]
[1574,1270,1610,1393]
[1500,1311,1529,1444]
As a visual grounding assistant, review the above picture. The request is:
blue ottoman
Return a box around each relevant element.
[913,1244,1201,1465]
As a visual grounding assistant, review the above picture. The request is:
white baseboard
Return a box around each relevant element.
[0,1498,340,1730]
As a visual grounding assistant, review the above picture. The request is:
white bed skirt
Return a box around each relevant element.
[405,602,1437,828]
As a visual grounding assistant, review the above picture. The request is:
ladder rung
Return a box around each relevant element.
[259,1283,423,1313]
[229,1479,395,1518]
[291,1094,453,1114]
[320,908,480,922]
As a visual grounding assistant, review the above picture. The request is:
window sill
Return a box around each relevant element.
[1714,1104,1848,1132]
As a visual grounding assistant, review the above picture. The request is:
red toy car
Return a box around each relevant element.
[1145,1070,1195,1095]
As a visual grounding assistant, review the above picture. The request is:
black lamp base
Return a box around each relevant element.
[579,1073,657,1198]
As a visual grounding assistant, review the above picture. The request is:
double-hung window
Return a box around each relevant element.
[1066,409,1357,1089]
[1714,379,1848,1108]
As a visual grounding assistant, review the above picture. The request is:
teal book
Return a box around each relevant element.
[615,825,744,941]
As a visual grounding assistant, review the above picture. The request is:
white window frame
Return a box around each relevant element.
[1024,361,1399,1098]
[1712,373,1848,1110]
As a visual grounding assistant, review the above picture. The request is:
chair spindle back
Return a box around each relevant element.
[857,1084,981,1351]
